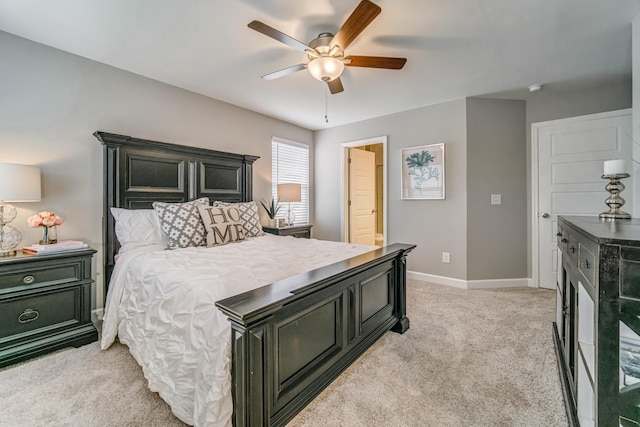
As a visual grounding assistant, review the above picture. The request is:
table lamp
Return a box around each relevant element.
[277,183,301,226]
[0,163,41,256]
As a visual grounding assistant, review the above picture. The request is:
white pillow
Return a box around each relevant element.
[110,207,167,252]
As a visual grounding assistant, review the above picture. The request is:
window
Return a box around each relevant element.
[272,137,309,225]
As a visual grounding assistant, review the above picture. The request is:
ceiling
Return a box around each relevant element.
[1,0,639,130]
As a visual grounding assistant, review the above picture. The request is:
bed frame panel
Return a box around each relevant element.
[96,131,414,426]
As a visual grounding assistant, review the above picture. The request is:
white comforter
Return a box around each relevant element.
[101,234,373,426]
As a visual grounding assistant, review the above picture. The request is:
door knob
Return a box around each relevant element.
[542,213,550,218]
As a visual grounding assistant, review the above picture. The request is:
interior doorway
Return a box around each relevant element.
[532,109,632,289]
[341,136,387,247]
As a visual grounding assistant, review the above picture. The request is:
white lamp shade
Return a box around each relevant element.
[308,57,345,82]
[0,163,41,202]
[277,183,301,203]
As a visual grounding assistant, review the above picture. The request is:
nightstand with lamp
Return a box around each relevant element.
[0,162,98,367]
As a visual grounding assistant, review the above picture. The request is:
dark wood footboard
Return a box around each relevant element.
[216,243,415,427]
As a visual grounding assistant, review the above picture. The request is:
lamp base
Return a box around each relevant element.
[0,248,17,257]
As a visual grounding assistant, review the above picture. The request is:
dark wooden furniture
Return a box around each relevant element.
[0,248,97,368]
[263,224,312,239]
[96,131,415,427]
[554,216,640,427]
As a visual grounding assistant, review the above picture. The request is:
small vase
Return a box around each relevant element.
[39,226,57,245]
[268,218,277,227]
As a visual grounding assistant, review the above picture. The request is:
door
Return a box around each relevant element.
[349,148,376,245]
[536,110,632,289]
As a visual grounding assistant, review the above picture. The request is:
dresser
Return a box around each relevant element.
[0,248,98,368]
[554,216,640,426]
[262,224,313,239]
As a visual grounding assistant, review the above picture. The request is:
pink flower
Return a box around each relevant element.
[27,215,43,227]
[27,211,64,228]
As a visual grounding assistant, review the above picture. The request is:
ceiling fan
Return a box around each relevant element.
[248,0,406,94]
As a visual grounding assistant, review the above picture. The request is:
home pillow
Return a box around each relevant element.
[110,207,167,252]
[211,200,264,237]
[152,198,209,249]
[197,205,246,246]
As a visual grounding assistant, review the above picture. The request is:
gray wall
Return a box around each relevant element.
[466,98,527,280]
[524,79,633,277]
[0,31,313,308]
[314,99,469,279]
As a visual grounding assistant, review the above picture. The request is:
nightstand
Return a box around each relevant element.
[263,224,313,239]
[0,248,98,368]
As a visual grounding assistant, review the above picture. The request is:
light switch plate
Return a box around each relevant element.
[491,194,502,205]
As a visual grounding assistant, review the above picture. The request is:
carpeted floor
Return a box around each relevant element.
[0,280,567,426]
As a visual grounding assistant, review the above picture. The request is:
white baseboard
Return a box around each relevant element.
[407,270,531,290]
[92,308,104,322]
[407,271,467,288]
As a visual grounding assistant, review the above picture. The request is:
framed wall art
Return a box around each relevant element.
[401,143,445,200]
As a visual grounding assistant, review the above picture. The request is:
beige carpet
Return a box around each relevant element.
[0,280,567,426]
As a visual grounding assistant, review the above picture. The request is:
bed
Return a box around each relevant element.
[94,131,415,426]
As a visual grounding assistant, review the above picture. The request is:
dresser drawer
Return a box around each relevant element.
[564,233,579,267]
[0,263,81,292]
[578,243,596,289]
[0,286,81,344]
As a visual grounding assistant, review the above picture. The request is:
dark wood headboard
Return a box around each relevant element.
[94,131,259,299]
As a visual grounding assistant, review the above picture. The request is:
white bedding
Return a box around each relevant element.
[101,234,373,426]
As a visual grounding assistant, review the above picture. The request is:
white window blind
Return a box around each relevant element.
[272,138,309,225]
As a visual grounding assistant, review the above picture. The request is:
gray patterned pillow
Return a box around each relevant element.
[212,201,264,237]
[152,198,209,249]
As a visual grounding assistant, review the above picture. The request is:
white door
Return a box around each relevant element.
[349,148,376,245]
[535,110,632,289]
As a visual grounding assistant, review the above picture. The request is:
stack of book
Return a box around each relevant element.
[22,240,88,255]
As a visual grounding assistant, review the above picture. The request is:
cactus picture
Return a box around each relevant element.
[401,143,445,199]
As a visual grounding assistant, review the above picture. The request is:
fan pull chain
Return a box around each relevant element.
[325,89,329,123]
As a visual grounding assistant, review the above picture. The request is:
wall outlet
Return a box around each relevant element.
[491,194,502,205]
[442,252,450,263]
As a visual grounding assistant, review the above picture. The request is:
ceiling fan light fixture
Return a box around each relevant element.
[308,56,344,82]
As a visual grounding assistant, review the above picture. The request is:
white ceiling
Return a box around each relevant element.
[1,0,638,130]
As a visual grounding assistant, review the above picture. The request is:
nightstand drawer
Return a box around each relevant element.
[0,263,80,291]
[0,287,81,343]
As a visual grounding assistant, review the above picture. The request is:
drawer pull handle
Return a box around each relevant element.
[580,260,590,269]
[556,232,562,237]
[561,239,568,244]
[569,246,576,254]
[22,275,35,284]
[17,308,39,324]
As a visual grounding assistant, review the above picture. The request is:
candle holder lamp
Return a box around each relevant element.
[599,173,631,220]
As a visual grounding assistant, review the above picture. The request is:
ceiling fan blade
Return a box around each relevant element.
[330,0,381,51]
[327,78,344,94]
[248,20,311,52]
[261,64,307,80]
[344,55,406,69]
